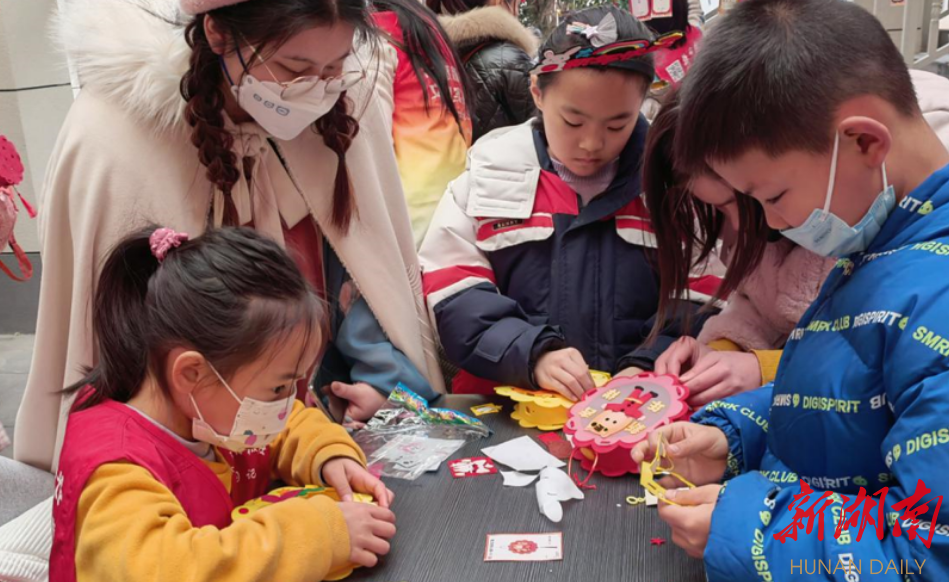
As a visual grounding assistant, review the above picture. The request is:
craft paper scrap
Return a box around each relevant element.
[449,457,498,478]
[645,491,658,506]
[536,432,572,459]
[546,440,572,460]
[471,403,503,417]
[537,433,562,445]
[535,467,584,523]
[483,436,565,472]
[500,470,539,487]
[484,533,563,562]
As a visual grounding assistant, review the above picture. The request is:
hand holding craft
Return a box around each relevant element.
[655,336,711,378]
[534,347,596,400]
[656,484,722,559]
[630,422,729,488]
[322,457,395,508]
[679,351,763,407]
[338,501,397,568]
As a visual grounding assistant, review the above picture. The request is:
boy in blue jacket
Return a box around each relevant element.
[632,0,949,580]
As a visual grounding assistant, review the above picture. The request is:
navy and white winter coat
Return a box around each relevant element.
[419,119,719,393]
[693,163,949,581]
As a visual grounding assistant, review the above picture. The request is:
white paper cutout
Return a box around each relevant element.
[482,436,566,472]
[535,467,585,523]
[501,470,540,487]
[645,490,658,506]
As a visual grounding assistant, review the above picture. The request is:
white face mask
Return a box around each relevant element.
[190,363,295,453]
[223,48,363,141]
[781,132,895,257]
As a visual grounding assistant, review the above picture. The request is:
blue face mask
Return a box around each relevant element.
[781,132,895,257]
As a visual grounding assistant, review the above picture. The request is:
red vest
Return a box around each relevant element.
[51,400,272,582]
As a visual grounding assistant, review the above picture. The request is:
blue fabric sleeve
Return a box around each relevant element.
[334,296,437,400]
[433,282,565,389]
[705,468,946,582]
[692,384,773,479]
[704,363,949,582]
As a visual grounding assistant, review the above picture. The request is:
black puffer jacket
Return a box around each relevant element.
[439,7,538,142]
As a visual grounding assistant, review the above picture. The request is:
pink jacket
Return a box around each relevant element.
[697,239,834,350]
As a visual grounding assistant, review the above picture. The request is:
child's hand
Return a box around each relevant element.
[655,337,711,377]
[680,351,762,407]
[534,348,595,400]
[657,484,721,558]
[329,382,388,422]
[323,457,395,508]
[630,422,729,487]
[615,366,645,378]
[337,501,396,568]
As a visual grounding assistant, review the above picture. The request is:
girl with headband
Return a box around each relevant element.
[419,6,716,400]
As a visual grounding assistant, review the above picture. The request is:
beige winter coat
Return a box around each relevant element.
[14,0,444,472]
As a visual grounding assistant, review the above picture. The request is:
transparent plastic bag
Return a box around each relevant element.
[353,385,492,480]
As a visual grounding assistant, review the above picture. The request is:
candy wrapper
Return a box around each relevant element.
[353,385,492,480]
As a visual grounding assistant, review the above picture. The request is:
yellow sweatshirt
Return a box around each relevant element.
[707,338,783,385]
[73,401,365,582]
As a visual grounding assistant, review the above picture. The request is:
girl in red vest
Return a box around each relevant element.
[51,227,395,582]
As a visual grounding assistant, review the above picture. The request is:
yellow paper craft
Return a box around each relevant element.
[639,437,696,507]
[471,403,503,416]
[495,372,612,431]
[232,486,375,581]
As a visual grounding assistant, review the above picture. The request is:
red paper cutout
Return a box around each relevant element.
[449,457,498,479]
[537,433,563,445]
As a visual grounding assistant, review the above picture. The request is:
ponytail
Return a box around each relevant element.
[66,226,324,412]
[66,233,161,410]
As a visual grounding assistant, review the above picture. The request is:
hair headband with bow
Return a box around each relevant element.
[532,13,683,79]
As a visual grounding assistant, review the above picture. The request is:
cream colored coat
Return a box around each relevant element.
[15,0,444,472]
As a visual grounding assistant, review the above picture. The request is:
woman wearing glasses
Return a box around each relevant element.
[15,0,445,472]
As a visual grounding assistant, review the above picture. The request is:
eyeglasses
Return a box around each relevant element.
[639,436,696,506]
[243,42,367,96]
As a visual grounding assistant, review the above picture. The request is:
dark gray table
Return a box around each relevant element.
[350,395,707,582]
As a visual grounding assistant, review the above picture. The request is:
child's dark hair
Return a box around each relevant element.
[535,6,655,93]
[644,89,767,340]
[425,0,507,16]
[373,0,472,132]
[66,227,324,411]
[675,0,920,174]
[180,0,375,231]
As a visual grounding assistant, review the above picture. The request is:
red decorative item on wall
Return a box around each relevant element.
[0,135,36,281]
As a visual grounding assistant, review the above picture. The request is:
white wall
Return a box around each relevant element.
[0,0,74,255]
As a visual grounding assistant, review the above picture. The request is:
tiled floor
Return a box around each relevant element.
[0,334,33,459]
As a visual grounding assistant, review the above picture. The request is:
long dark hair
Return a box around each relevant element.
[644,88,767,339]
[425,0,492,16]
[180,0,374,231]
[373,0,471,132]
[66,227,324,411]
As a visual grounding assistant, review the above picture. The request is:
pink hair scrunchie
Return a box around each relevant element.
[149,228,189,262]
